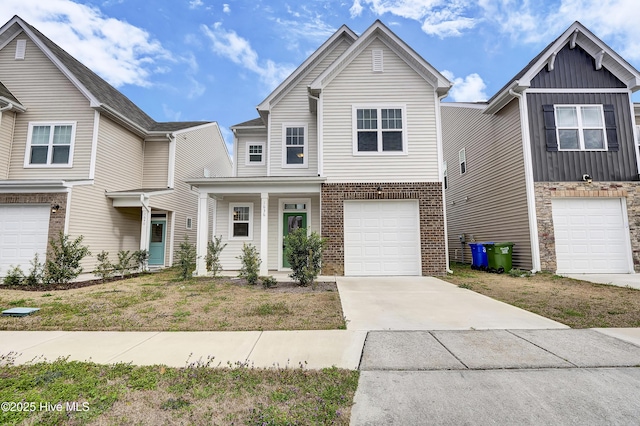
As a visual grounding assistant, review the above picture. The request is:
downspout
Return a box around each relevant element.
[435,92,453,274]
[509,89,541,272]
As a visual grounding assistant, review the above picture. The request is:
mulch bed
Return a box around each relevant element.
[0,274,144,292]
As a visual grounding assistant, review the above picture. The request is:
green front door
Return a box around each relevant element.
[283,212,307,268]
[149,220,166,265]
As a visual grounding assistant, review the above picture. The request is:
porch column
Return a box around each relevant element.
[260,192,269,276]
[196,191,209,276]
[140,194,151,253]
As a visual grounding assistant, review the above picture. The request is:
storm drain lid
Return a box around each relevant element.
[2,307,40,317]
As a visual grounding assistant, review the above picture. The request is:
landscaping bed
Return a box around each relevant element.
[442,263,640,328]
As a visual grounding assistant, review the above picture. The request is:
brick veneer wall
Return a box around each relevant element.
[321,182,446,276]
[535,182,640,272]
[0,192,68,253]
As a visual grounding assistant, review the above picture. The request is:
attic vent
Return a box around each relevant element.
[372,49,383,72]
[15,39,26,60]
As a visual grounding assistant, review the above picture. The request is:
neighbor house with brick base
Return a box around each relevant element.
[0,16,232,277]
[442,22,640,274]
[188,21,451,277]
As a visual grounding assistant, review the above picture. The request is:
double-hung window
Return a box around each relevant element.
[283,125,307,167]
[555,105,607,150]
[245,142,265,165]
[25,122,75,167]
[353,106,406,154]
[230,203,252,240]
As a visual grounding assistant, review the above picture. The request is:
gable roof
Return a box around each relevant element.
[309,20,451,96]
[484,21,640,114]
[0,16,211,137]
[0,80,26,111]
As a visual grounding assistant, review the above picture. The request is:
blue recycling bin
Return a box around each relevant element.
[468,242,493,270]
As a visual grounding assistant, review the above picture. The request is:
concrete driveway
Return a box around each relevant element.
[337,276,567,331]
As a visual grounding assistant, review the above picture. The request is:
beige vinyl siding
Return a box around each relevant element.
[142,141,169,188]
[0,111,16,179]
[68,115,144,272]
[215,196,261,270]
[322,38,439,182]
[1,36,94,179]
[442,100,532,269]
[269,38,352,177]
[236,128,267,177]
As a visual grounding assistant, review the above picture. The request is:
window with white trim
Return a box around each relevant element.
[459,148,466,175]
[245,142,265,165]
[229,203,252,239]
[443,160,448,189]
[283,125,307,167]
[25,122,75,167]
[353,106,406,154]
[555,105,607,150]
[186,217,193,230]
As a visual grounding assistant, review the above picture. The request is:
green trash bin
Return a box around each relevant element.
[485,242,514,274]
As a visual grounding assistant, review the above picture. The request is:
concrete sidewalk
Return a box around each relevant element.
[0,330,366,369]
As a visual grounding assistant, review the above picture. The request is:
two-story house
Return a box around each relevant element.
[188,20,451,277]
[443,21,640,274]
[0,16,232,277]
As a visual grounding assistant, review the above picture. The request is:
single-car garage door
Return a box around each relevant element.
[344,200,421,276]
[552,198,632,273]
[0,204,50,275]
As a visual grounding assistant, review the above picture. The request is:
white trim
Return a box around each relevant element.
[526,88,630,94]
[278,198,311,270]
[260,193,269,276]
[24,121,77,168]
[619,197,636,273]
[168,212,176,266]
[317,93,324,176]
[441,102,488,109]
[352,105,408,156]
[554,104,608,151]
[167,134,176,188]
[196,193,209,275]
[232,131,238,177]
[64,186,72,234]
[458,148,466,175]
[245,141,266,166]
[210,198,218,241]
[435,92,450,273]
[89,111,100,179]
[267,114,272,177]
[186,216,193,230]
[629,93,640,176]
[229,202,254,240]
[282,123,308,168]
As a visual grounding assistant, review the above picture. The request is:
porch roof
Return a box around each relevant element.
[186,176,326,195]
[105,188,174,207]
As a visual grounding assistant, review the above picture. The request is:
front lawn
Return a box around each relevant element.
[0,355,358,425]
[442,263,640,328]
[0,269,345,331]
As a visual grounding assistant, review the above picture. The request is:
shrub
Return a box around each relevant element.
[176,236,197,280]
[284,228,326,287]
[261,275,278,289]
[24,253,44,286]
[205,235,227,277]
[132,249,149,272]
[509,268,532,278]
[3,266,24,286]
[237,243,260,285]
[94,251,114,281]
[115,250,134,277]
[43,232,91,285]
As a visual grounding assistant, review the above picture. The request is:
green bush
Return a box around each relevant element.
[176,236,197,280]
[43,232,91,285]
[24,253,44,286]
[115,250,134,277]
[205,235,227,276]
[237,243,260,285]
[3,265,24,285]
[133,249,149,272]
[260,275,278,289]
[284,228,326,287]
[94,251,114,280]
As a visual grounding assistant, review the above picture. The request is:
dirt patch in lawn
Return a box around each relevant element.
[442,264,640,328]
[0,270,345,331]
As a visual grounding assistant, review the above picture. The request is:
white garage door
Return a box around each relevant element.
[344,200,421,276]
[552,198,632,273]
[0,205,50,275]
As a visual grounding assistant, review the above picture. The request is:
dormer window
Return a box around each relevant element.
[25,122,75,167]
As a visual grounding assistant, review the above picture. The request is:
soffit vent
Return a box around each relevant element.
[15,39,26,60]
[372,49,383,72]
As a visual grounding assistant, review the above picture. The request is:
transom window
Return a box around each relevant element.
[26,122,75,167]
[353,106,406,154]
[284,125,307,167]
[555,105,607,150]
[245,142,265,165]
[230,203,253,239]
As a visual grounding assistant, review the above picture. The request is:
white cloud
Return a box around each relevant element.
[0,0,170,88]
[442,70,488,102]
[201,23,294,90]
[189,0,204,9]
[223,4,231,14]
[350,0,364,18]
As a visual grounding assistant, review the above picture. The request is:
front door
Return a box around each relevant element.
[283,212,307,268]
[149,220,166,265]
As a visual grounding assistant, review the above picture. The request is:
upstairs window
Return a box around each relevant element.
[25,122,75,167]
[283,125,307,167]
[555,105,607,150]
[353,106,406,154]
[245,142,265,165]
[459,148,466,175]
[443,160,448,189]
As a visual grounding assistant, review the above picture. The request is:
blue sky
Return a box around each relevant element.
[2,0,640,152]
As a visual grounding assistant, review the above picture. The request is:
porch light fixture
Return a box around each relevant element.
[376,185,383,195]
[582,174,593,184]
[51,204,60,213]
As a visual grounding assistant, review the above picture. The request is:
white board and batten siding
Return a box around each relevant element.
[552,198,633,273]
[0,36,95,180]
[322,38,440,183]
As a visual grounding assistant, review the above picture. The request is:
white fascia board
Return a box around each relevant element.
[483,81,527,115]
[186,177,325,195]
[441,102,488,110]
[0,179,82,193]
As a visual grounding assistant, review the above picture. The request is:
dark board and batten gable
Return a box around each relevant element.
[527,43,638,182]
